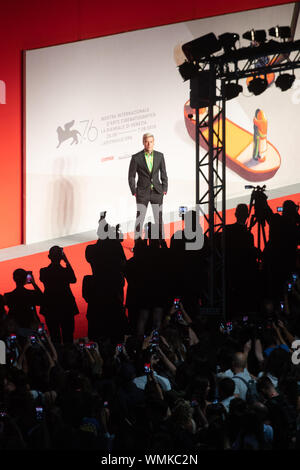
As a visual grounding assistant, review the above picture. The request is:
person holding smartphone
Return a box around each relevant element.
[4,269,43,329]
[133,346,172,392]
[39,245,79,344]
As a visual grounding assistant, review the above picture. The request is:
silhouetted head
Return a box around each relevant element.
[262,298,274,315]
[170,399,193,429]
[235,204,249,224]
[229,397,247,416]
[265,347,291,377]
[48,245,63,263]
[118,362,136,383]
[13,269,27,287]
[283,200,298,219]
[262,329,279,349]
[256,375,277,399]
[219,377,235,401]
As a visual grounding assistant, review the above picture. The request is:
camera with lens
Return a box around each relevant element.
[245,184,270,224]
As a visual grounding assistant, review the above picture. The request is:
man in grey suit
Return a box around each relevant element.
[128,133,168,243]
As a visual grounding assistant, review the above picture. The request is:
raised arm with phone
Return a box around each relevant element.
[39,245,79,344]
[4,268,43,329]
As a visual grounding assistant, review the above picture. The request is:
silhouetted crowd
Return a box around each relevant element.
[0,197,300,451]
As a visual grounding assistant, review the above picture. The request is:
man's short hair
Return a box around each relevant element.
[13,268,27,284]
[256,375,273,394]
[219,377,235,399]
[235,203,249,221]
[232,352,247,370]
[48,245,63,261]
[283,199,298,216]
[143,133,154,141]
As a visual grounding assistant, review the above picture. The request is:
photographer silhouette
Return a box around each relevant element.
[4,269,43,329]
[223,203,257,314]
[39,246,79,344]
[263,199,300,298]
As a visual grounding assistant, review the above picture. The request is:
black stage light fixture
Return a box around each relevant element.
[224,82,243,100]
[182,33,221,62]
[275,73,295,91]
[190,71,216,108]
[243,29,267,43]
[269,26,291,40]
[178,61,199,81]
[247,76,268,95]
[218,33,240,53]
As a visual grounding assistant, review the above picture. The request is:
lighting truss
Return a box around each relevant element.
[193,38,300,318]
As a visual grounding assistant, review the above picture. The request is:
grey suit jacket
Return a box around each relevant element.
[128,150,168,198]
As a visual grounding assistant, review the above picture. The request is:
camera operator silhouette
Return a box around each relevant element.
[221,203,258,314]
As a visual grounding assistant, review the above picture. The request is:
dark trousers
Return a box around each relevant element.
[46,312,75,344]
[135,190,164,240]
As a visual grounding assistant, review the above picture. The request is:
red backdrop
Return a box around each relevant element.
[0,0,294,249]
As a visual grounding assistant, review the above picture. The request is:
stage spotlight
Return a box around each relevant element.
[218,33,240,53]
[182,33,221,62]
[190,71,216,108]
[224,82,243,100]
[247,76,268,95]
[275,73,295,91]
[243,29,267,44]
[178,61,199,81]
[269,26,291,40]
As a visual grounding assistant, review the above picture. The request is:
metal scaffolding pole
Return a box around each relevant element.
[191,37,300,320]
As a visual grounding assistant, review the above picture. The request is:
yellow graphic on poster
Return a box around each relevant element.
[183,101,281,181]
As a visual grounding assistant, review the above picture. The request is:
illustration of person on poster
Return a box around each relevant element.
[253,108,268,162]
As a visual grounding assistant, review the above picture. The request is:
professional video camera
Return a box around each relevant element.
[245,184,270,224]
[245,185,272,254]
